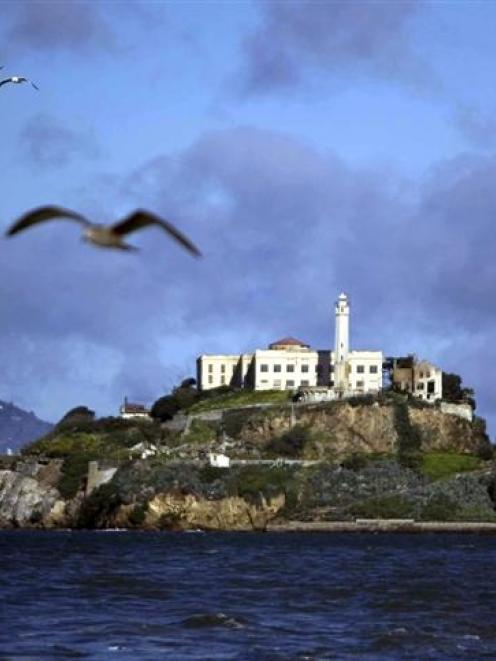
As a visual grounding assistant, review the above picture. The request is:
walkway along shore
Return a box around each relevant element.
[267,520,496,533]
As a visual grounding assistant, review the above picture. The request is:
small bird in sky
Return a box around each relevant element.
[0,75,39,90]
[6,206,202,257]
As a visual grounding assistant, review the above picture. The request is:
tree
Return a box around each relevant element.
[150,395,180,422]
[442,373,476,409]
[58,406,95,425]
[150,378,199,422]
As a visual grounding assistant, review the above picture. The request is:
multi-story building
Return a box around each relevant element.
[197,293,383,397]
[196,339,320,392]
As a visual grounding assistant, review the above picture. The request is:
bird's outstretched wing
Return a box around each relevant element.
[28,79,39,90]
[5,206,90,237]
[111,210,202,257]
[0,78,11,87]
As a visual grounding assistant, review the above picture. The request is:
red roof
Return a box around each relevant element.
[269,337,309,348]
[122,402,149,413]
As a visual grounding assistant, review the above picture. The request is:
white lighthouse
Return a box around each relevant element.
[334,292,350,392]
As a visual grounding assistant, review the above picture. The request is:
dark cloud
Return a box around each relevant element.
[1,126,495,436]
[236,0,430,95]
[6,3,114,53]
[2,2,166,55]
[19,114,100,168]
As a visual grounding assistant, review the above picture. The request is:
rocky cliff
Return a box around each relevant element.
[0,396,494,530]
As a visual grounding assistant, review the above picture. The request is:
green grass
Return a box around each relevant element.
[421,452,481,481]
[185,419,218,444]
[190,389,291,413]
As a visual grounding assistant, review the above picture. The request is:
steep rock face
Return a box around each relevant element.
[109,492,285,531]
[229,402,490,459]
[150,492,285,531]
[0,466,66,528]
[409,407,486,453]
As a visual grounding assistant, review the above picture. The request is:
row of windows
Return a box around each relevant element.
[207,364,236,374]
[260,363,311,373]
[260,379,310,388]
[355,365,379,374]
[207,375,230,385]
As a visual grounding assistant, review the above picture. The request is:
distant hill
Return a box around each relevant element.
[0,401,53,454]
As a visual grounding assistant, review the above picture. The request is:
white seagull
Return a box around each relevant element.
[6,206,202,257]
[0,75,39,90]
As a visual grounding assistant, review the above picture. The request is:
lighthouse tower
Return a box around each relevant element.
[334,292,350,393]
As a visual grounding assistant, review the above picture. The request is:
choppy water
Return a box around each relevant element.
[1,531,495,659]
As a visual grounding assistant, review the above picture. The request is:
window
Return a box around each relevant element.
[286,380,295,388]
[330,380,334,387]
[301,364,309,373]
[356,365,364,374]
[426,371,431,378]
[287,364,295,373]
[208,364,213,373]
[260,364,269,372]
[274,379,281,388]
[301,380,309,386]
[220,375,225,385]
[208,375,213,384]
[274,364,281,373]
[221,365,225,373]
[419,371,424,378]
[261,379,268,384]
[417,382,424,390]
[369,365,378,374]
[329,365,334,372]
[356,380,364,388]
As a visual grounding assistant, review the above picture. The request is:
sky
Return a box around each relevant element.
[0,0,495,435]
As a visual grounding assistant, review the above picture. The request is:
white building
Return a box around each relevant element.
[119,397,151,420]
[331,293,383,396]
[196,338,319,392]
[197,293,382,397]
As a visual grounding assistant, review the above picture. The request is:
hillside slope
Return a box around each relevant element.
[0,401,53,454]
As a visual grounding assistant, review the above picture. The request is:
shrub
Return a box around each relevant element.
[420,493,459,521]
[222,409,254,438]
[77,482,122,528]
[349,495,415,519]
[347,394,376,408]
[231,465,297,504]
[57,406,95,426]
[394,401,422,472]
[265,425,311,458]
[186,419,217,444]
[341,453,369,471]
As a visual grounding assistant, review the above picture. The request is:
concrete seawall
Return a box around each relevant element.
[268,520,496,533]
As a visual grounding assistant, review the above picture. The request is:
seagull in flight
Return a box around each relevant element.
[6,206,202,257]
[0,75,39,90]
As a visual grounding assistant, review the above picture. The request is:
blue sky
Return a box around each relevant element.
[1,0,495,436]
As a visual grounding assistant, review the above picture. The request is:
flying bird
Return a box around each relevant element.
[5,206,202,257]
[0,76,39,90]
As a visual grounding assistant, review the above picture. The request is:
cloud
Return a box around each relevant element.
[2,125,496,436]
[453,105,496,150]
[235,0,430,95]
[19,114,100,168]
[6,3,114,53]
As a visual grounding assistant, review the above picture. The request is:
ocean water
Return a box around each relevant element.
[0,531,495,659]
